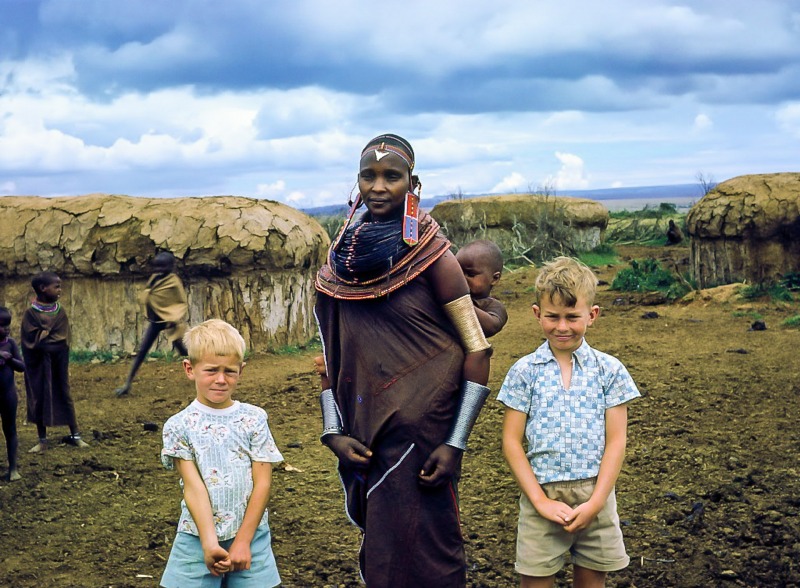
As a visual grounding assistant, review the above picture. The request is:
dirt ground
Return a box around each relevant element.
[2,245,799,588]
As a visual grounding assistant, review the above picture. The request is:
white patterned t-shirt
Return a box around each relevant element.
[497,340,639,484]
[161,400,284,540]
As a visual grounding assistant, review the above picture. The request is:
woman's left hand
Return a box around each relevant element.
[418,444,463,487]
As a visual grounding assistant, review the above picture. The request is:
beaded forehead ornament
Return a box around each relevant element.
[360,134,415,171]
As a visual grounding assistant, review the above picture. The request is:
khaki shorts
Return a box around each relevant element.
[515,477,630,577]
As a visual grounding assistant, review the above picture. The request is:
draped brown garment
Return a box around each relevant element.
[21,306,76,429]
[315,213,469,588]
[139,272,189,343]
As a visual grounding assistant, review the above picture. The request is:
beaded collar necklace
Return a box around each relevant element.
[31,300,60,313]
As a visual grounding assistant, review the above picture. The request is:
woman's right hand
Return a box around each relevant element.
[323,435,372,469]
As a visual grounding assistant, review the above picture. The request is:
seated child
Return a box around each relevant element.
[498,256,640,588]
[0,306,25,480]
[160,319,282,588]
[21,272,89,452]
[116,251,189,397]
[456,239,508,337]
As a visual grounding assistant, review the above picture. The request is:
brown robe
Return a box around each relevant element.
[139,272,188,343]
[315,213,468,588]
[21,305,76,429]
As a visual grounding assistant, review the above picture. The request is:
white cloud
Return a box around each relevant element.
[491,172,527,194]
[0,181,17,194]
[693,113,713,132]
[549,152,590,190]
[256,180,286,198]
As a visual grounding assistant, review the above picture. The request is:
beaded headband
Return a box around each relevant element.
[361,134,415,171]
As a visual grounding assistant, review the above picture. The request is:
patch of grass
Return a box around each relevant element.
[732,310,763,320]
[578,243,618,268]
[610,202,679,219]
[269,337,322,355]
[782,315,800,328]
[69,349,117,364]
[146,350,183,362]
[740,283,795,302]
[611,258,690,300]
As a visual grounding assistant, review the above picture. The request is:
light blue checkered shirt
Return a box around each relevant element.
[497,339,639,484]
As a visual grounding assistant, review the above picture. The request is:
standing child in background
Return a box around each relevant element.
[0,306,25,480]
[21,272,89,453]
[498,257,639,588]
[160,319,282,588]
[456,239,508,337]
[115,251,189,397]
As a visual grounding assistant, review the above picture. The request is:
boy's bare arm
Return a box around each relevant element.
[175,459,231,576]
[502,408,574,526]
[227,461,273,571]
[563,403,628,533]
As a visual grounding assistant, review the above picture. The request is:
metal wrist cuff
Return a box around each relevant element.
[320,388,344,437]
[445,380,491,450]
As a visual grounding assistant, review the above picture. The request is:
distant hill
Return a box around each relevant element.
[302,183,706,217]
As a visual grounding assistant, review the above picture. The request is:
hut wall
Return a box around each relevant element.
[1,269,319,353]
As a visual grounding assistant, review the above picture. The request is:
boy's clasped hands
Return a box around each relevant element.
[537,496,603,534]
[204,540,253,576]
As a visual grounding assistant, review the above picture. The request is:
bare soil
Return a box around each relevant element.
[2,245,799,588]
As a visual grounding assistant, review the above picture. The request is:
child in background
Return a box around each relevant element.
[456,239,508,337]
[115,251,189,397]
[21,272,89,452]
[160,319,282,588]
[0,306,25,480]
[498,256,639,588]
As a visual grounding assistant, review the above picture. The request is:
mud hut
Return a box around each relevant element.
[430,194,608,260]
[686,173,800,288]
[0,194,330,353]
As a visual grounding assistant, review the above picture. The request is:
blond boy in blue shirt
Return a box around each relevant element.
[498,257,639,588]
[160,319,282,588]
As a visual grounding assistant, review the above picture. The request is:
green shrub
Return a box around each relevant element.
[740,283,795,302]
[780,272,800,291]
[782,315,800,328]
[611,258,683,298]
[316,214,346,241]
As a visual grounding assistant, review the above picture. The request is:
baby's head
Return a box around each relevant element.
[183,319,247,408]
[533,256,598,308]
[455,240,503,299]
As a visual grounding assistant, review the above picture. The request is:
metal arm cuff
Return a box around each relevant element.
[443,294,491,353]
[320,388,344,437]
[445,380,491,450]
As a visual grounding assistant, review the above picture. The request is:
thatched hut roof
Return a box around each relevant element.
[0,194,329,277]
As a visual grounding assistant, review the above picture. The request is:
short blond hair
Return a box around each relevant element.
[533,256,598,306]
[183,319,246,364]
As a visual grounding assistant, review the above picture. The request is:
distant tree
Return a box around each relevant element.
[528,181,557,197]
[696,171,717,196]
[448,186,465,201]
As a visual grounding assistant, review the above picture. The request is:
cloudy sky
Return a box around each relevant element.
[2,0,799,208]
